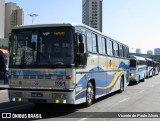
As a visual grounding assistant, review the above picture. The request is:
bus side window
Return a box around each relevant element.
[102,37,106,54]
[106,39,113,56]
[98,36,106,54]
[123,46,129,58]
[92,33,97,53]
[87,32,92,52]
[113,41,119,57]
[126,47,129,58]
[82,34,86,53]
[98,36,102,54]
[119,44,124,57]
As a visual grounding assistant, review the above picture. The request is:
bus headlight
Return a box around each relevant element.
[130,73,134,77]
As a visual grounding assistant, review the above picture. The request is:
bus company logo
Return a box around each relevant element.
[2,113,11,118]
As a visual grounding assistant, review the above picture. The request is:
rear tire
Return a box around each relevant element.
[119,77,124,93]
[85,82,94,107]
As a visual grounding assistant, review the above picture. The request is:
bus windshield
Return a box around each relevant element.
[130,60,136,68]
[10,27,74,67]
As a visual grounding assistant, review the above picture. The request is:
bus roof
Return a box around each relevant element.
[12,22,104,35]
[12,22,74,29]
[129,55,146,61]
[12,22,129,47]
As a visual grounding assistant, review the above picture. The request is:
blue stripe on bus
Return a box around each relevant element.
[10,70,66,75]
[75,62,129,100]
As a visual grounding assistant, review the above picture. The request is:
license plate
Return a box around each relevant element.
[31,92,43,97]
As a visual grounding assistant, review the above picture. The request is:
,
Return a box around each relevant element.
[8,22,129,107]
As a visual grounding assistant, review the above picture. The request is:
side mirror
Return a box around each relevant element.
[78,34,84,53]
[79,43,84,53]
[79,34,83,43]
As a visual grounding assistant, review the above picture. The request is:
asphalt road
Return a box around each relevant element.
[0,75,160,121]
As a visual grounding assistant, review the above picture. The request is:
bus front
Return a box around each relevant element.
[129,59,137,83]
[8,24,77,104]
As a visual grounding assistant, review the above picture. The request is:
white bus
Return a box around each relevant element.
[146,58,153,78]
[8,22,130,106]
[129,55,146,84]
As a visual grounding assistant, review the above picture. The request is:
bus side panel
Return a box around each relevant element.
[75,55,129,104]
[138,65,146,80]
[75,53,98,104]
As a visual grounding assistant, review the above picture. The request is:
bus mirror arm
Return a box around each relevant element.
[78,34,84,53]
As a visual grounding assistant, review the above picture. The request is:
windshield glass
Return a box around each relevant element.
[130,59,136,68]
[10,27,74,67]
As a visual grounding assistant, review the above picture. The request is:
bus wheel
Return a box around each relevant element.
[142,75,145,82]
[119,77,124,93]
[85,82,94,107]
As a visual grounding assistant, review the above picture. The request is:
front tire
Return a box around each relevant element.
[85,82,94,107]
[119,77,124,93]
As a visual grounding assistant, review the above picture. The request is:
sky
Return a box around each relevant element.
[5,0,160,54]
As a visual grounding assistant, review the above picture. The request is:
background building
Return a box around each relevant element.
[154,48,160,55]
[0,0,5,38]
[147,50,153,55]
[5,2,24,38]
[82,0,103,32]
[136,49,141,54]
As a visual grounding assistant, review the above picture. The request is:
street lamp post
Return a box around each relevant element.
[28,14,38,24]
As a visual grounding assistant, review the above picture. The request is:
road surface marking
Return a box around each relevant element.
[78,118,88,121]
[119,98,129,103]
[138,90,145,93]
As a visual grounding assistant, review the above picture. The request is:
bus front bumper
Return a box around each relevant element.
[8,89,75,104]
